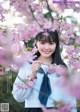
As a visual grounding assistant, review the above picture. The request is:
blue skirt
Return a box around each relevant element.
[22,108,42,112]
[22,107,55,112]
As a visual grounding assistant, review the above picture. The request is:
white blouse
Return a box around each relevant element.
[12,62,77,112]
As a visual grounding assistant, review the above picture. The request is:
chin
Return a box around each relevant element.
[42,54,52,57]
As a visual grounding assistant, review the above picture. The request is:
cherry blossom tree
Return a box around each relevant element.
[0,0,80,111]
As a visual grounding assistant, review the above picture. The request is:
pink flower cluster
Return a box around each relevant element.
[64,45,80,71]
[42,103,74,112]
[15,78,36,90]
[0,5,5,22]
[0,30,38,71]
[47,64,68,77]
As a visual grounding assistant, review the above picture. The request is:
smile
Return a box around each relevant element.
[43,50,51,53]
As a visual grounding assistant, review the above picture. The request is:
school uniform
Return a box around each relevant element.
[12,62,77,112]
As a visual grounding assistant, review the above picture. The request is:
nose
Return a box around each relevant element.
[44,43,50,49]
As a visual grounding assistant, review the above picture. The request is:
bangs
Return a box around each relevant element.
[35,30,59,44]
[38,35,53,43]
[36,32,58,43]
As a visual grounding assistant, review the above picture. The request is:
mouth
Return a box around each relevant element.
[43,50,51,53]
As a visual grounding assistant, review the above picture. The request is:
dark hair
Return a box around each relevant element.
[34,30,66,67]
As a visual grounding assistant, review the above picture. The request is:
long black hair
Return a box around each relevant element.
[34,30,66,67]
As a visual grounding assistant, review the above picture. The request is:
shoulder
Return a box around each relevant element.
[20,61,31,69]
[17,61,32,79]
[18,61,32,74]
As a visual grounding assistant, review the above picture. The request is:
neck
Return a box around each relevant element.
[38,56,52,65]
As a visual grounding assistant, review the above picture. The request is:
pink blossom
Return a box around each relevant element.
[43,20,52,29]
[47,64,67,76]
[31,4,42,12]
[0,49,12,66]
[0,14,5,22]
[47,65,56,73]
[52,18,60,31]
[25,79,36,90]
[11,40,25,56]
[0,5,5,22]
[75,37,80,45]
[15,83,24,90]
[65,46,74,54]
[71,61,80,71]
[0,31,7,46]
[31,46,38,55]
[55,65,68,76]
[56,72,80,100]
[12,30,24,41]
[42,103,73,112]
[59,103,74,112]
[42,105,58,112]
[26,24,42,38]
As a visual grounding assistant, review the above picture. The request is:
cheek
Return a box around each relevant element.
[37,43,43,49]
[51,45,56,51]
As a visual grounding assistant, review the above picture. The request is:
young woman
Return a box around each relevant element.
[12,30,77,112]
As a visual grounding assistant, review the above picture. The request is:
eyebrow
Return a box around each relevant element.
[40,40,54,43]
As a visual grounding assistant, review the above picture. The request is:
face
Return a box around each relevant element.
[36,40,56,58]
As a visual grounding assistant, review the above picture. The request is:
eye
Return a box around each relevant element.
[49,42,55,44]
[40,41,45,44]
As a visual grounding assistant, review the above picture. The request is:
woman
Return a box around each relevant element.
[12,30,77,112]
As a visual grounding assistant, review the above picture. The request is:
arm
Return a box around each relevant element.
[12,62,36,102]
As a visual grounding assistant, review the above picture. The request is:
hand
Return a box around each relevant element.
[31,61,42,79]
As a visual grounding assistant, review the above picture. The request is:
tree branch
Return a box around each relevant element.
[45,0,53,22]
[28,5,42,28]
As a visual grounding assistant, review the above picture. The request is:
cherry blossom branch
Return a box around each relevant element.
[45,0,53,22]
[28,5,42,28]
[60,39,69,45]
